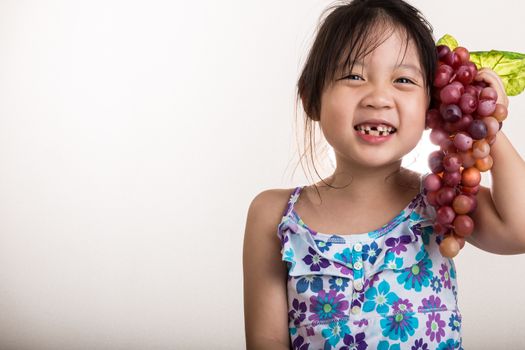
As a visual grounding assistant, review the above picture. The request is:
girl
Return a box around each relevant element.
[243,0,525,349]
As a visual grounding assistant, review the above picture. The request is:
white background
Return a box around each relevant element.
[0,0,524,349]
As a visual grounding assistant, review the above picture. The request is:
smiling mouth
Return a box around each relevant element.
[353,124,397,136]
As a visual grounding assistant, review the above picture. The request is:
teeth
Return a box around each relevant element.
[355,124,396,136]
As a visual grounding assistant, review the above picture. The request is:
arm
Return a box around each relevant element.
[465,68,525,254]
[243,190,291,350]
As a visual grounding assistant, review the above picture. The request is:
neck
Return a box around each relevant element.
[318,159,418,202]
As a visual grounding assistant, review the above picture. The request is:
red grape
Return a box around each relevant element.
[426,109,442,129]
[468,120,488,140]
[459,149,476,167]
[437,45,451,60]
[454,46,470,64]
[427,190,439,206]
[480,87,498,101]
[429,150,445,173]
[437,206,456,225]
[423,173,443,192]
[440,139,456,154]
[434,64,454,88]
[475,155,493,172]
[452,194,474,215]
[440,235,460,258]
[477,99,497,117]
[440,83,462,104]
[453,215,474,237]
[455,65,474,85]
[453,132,473,151]
[461,184,480,196]
[437,186,456,206]
[483,117,499,136]
[443,170,462,187]
[472,139,490,159]
[459,93,478,114]
[443,153,462,172]
[493,103,508,122]
[464,85,479,97]
[442,104,462,123]
[443,51,462,69]
[461,167,481,187]
[430,128,449,145]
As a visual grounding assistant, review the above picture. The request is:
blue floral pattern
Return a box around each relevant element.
[277,174,463,349]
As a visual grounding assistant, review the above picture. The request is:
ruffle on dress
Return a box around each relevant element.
[276,189,437,283]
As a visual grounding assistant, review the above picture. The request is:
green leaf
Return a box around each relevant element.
[436,34,459,50]
[470,50,525,96]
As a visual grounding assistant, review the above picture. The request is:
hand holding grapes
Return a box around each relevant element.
[473,67,509,109]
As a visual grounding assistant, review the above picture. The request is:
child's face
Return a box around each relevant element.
[319,26,429,170]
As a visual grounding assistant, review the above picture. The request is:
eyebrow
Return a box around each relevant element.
[345,60,423,76]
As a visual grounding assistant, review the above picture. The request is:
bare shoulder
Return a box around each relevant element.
[247,187,294,228]
[243,187,295,348]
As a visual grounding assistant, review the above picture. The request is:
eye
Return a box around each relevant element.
[342,74,363,81]
[395,77,415,84]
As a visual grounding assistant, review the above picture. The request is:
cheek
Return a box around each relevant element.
[403,95,428,128]
[319,92,354,131]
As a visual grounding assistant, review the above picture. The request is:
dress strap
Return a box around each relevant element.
[282,186,305,218]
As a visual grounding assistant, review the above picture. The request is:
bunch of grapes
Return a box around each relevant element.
[424,45,507,258]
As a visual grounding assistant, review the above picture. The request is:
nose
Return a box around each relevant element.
[360,85,395,109]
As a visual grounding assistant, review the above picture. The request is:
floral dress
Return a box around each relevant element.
[277,174,463,350]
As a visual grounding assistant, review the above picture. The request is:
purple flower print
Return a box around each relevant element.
[280,217,299,235]
[289,298,307,327]
[279,233,289,247]
[333,261,354,276]
[439,263,451,289]
[411,338,429,350]
[365,272,382,289]
[425,312,446,342]
[419,192,428,209]
[292,335,310,350]
[396,253,433,292]
[350,289,365,309]
[308,289,349,322]
[419,295,446,313]
[353,318,369,327]
[410,222,423,237]
[341,331,368,350]
[392,298,414,314]
[409,194,424,209]
[386,235,412,255]
[306,326,315,336]
[302,247,330,272]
